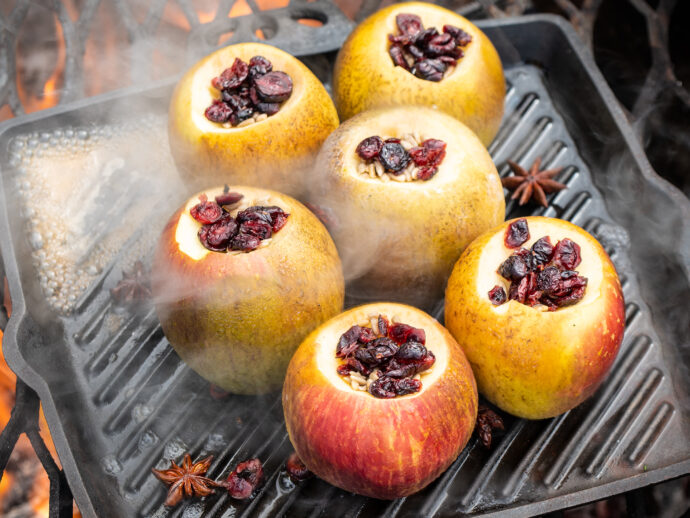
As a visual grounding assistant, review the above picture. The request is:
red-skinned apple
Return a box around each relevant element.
[282,303,477,499]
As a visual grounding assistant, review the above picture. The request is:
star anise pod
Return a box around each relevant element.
[475,405,505,449]
[111,260,151,305]
[152,454,219,507]
[502,157,566,207]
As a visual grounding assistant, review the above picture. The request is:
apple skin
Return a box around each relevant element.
[306,105,505,312]
[152,186,344,394]
[333,2,505,146]
[445,216,625,419]
[169,42,339,198]
[282,303,478,499]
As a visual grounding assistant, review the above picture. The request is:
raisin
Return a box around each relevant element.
[505,218,530,248]
[553,238,582,270]
[190,194,223,224]
[254,71,293,103]
[204,100,233,123]
[286,453,312,482]
[408,44,425,60]
[498,254,529,282]
[224,458,264,499]
[215,191,244,206]
[396,13,423,37]
[356,136,384,160]
[531,236,554,266]
[536,266,561,294]
[476,405,504,448]
[379,142,410,172]
[256,102,281,116]
[488,285,507,305]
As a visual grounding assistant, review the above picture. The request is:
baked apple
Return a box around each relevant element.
[333,2,505,145]
[152,186,344,394]
[282,303,477,499]
[306,105,505,311]
[445,217,625,419]
[169,42,339,198]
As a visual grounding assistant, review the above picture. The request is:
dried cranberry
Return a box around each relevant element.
[248,55,272,80]
[190,194,223,224]
[286,453,312,482]
[531,236,554,266]
[229,233,261,252]
[476,405,504,448]
[205,100,233,123]
[417,166,437,181]
[505,219,530,248]
[219,58,249,90]
[412,58,446,82]
[488,285,507,305]
[215,191,244,206]
[415,27,439,46]
[237,207,272,225]
[419,351,435,371]
[254,71,293,103]
[408,44,425,60]
[536,266,562,295]
[389,44,409,69]
[356,136,384,160]
[388,323,425,344]
[362,337,398,365]
[337,325,366,357]
[552,238,582,270]
[379,142,410,172]
[384,359,417,378]
[344,357,371,376]
[498,254,530,282]
[509,275,530,304]
[336,364,351,376]
[439,55,458,65]
[240,219,273,240]
[426,33,456,57]
[396,341,427,362]
[369,376,397,398]
[393,377,422,396]
[396,13,423,37]
[443,25,472,46]
[384,137,401,144]
[224,458,263,499]
[198,214,238,252]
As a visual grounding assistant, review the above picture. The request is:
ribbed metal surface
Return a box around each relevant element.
[0,16,688,518]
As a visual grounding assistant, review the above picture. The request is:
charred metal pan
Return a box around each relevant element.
[0,15,688,518]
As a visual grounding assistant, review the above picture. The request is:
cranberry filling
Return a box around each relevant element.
[189,192,289,253]
[223,458,264,499]
[491,220,588,310]
[205,56,293,127]
[356,135,446,181]
[336,316,435,398]
[388,14,472,81]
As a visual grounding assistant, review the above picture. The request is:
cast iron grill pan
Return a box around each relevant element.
[0,16,688,518]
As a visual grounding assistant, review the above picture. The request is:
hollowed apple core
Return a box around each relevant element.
[478,220,603,315]
[355,134,447,182]
[387,13,473,82]
[326,313,443,399]
[176,187,289,260]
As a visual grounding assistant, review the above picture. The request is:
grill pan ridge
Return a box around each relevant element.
[0,15,689,518]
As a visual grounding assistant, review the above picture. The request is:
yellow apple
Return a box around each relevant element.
[445,216,625,419]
